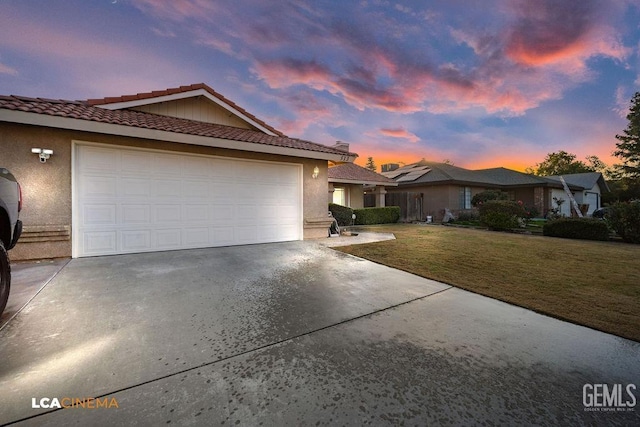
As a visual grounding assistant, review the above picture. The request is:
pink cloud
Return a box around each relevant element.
[503,0,628,68]
[378,128,420,143]
[129,0,632,121]
[132,0,221,23]
[0,62,17,76]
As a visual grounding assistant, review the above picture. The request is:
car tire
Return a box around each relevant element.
[0,240,10,316]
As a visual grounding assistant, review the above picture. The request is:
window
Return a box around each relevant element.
[459,187,471,209]
[333,187,346,206]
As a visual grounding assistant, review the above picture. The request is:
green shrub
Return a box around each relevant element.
[329,203,354,226]
[543,218,610,241]
[353,206,400,225]
[478,200,525,230]
[454,210,480,222]
[606,201,640,243]
[471,190,509,207]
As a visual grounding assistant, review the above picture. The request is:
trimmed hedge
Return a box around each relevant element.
[606,201,640,244]
[543,218,610,241]
[479,200,525,230]
[329,203,354,226]
[354,206,400,225]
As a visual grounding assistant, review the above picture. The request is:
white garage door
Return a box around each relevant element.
[73,143,302,257]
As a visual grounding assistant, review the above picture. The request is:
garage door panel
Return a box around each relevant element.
[236,226,258,243]
[211,227,234,245]
[83,231,117,255]
[153,180,182,198]
[121,230,151,252]
[121,151,152,174]
[211,161,236,181]
[183,204,209,222]
[183,180,210,199]
[74,144,302,257]
[152,153,185,174]
[184,228,209,246]
[120,178,151,197]
[79,146,118,172]
[211,206,234,222]
[183,157,212,178]
[155,204,182,223]
[82,204,117,226]
[81,176,117,198]
[258,225,279,241]
[122,204,150,224]
[156,230,181,248]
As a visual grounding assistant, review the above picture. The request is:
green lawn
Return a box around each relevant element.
[335,224,640,342]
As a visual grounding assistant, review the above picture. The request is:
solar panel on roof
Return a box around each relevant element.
[382,170,408,178]
[395,168,431,182]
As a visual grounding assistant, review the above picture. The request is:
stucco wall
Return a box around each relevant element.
[0,122,330,259]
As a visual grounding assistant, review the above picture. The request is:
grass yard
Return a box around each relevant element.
[335,224,640,342]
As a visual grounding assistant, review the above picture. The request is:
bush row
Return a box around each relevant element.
[354,206,400,225]
[542,218,610,241]
[328,203,400,226]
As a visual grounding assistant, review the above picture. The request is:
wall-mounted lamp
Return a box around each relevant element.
[31,148,53,163]
[312,166,320,179]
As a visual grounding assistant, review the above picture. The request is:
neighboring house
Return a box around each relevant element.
[0,83,357,260]
[543,173,610,216]
[327,155,397,208]
[383,160,606,221]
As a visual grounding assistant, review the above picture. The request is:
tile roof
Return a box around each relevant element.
[0,94,357,158]
[328,163,397,184]
[86,83,286,137]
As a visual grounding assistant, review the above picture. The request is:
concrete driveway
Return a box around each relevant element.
[0,242,638,426]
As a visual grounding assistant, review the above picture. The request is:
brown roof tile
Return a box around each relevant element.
[86,83,285,137]
[328,163,396,184]
[0,95,357,158]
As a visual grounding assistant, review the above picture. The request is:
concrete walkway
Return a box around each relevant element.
[0,242,638,426]
[317,231,396,247]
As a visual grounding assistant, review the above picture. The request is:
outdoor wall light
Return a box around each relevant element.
[312,166,320,179]
[31,148,53,163]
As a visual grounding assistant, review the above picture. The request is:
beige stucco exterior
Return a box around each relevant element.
[1,122,330,260]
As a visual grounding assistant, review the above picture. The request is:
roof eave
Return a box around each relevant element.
[0,109,356,162]
[329,178,398,186]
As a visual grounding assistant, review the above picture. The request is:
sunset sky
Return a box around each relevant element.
[1,0,639,171]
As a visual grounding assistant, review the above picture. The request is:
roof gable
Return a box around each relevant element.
[86,83,284,137]
[0,94,357,162]
[543,172,610,192]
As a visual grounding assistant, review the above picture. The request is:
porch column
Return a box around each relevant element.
[374,186,387,207]
[328,182,335,204]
